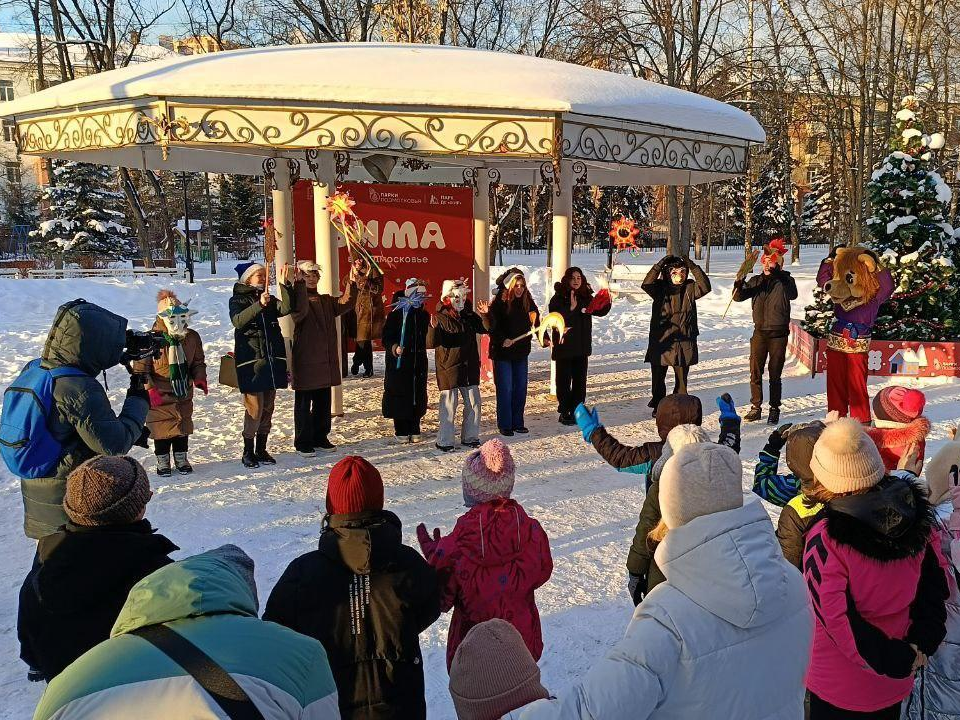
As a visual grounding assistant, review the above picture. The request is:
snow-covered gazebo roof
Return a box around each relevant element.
[1,43,764,186]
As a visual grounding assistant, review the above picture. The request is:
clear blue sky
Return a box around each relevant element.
[0,6,191,44]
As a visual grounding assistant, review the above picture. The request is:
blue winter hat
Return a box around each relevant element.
[235,261,265,284]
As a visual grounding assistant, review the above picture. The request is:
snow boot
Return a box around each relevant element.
[316,438,336,453]
[513,427,529,434]
[156,452,172,478]
[435,443,455,453]
[255,435,277,465]
[242,438,259,468]
[767,408,781,425]
[297,448,316,458]
[744,406,763,422]
[174,451,193,475]
[461,439,481,448]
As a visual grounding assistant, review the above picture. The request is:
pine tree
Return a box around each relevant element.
[715,177,745,246]
[30,161,135,264]
[799,175,835,245]
[218,174,263,258]
[752,147,792,245]
[864,96,959,341]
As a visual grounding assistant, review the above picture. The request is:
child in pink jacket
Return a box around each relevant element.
[417,439,553,670]
[802,418,950,718]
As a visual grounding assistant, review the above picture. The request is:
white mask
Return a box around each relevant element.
[158,304,195,338]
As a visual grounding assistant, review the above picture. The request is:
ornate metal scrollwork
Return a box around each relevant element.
[400,157,431,172]
[462,167,478,196]
[572,160,588,186]
[487,168,501,203]
[287,158,301,184]
[262,157,277,190]
[539,161,557,196]
[304,149,320,181]
[334,151,351,181]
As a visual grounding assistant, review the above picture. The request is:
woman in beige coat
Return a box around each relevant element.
[133,291,208,476]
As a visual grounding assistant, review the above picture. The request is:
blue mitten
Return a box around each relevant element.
[575,403,601,443]
[716,393,739,422]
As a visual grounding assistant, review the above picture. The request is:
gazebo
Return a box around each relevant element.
[1,42,764,409]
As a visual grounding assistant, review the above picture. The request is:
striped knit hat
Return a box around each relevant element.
[462,439,515,507]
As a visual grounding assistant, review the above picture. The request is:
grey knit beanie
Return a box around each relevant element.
[659,443,743,529]
[449,619,549,720]
[205,544,258,608]
[63,455,151,526]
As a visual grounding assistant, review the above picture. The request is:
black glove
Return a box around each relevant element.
[628,572,645,606]
[766,423,794,453]
[127,374,149,401]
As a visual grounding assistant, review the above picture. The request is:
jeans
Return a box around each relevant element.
[749,332,788,409]
[650,364,688,408]
[438,386,481,446]
[556,356,589,416]
[294,387,332,451]
[494,358,528,430]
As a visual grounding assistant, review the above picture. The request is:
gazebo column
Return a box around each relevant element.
[474,169,491,303]
[549,162,573,397]
[313,152,345,417]
[272,159,295,364]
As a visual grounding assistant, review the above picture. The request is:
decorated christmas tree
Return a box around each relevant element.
[864,96,959,341]
[30,161,135,265]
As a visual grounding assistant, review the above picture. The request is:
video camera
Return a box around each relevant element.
[120,329,166,368]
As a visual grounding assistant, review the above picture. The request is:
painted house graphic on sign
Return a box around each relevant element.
[889,345,928,375]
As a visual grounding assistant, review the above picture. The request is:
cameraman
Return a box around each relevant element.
[20,300,149,539]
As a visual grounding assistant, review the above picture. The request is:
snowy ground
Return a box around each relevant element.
[1,248,958,718]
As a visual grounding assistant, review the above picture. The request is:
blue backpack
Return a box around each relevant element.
[1,359,86,479]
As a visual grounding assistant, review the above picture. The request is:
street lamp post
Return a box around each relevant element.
[181,171,195,284]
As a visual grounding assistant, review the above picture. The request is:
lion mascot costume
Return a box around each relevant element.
[816,246,893,423]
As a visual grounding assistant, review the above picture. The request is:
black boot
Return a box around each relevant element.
[767,408,780,425]
[255,435,277,465]
[242,438,259,468]
[744,406,762,422]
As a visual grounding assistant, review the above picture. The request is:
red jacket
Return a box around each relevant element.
[865,417,930,472]
[419,498,553,669]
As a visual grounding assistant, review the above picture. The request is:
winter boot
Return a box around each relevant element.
[435,443,455,453]
[744,406,763,422]
[315,437,336,453]
[174,451,193,475]
[242,438,259,468]
[156,452,172,478]
[255,435,277,465]
[767,408,781,425]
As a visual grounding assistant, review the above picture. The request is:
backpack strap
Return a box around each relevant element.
[131,624,266,720]
[47,366,87,380]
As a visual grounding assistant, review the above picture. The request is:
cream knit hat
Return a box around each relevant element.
[449,619,549,720]
[659,443,743,529]
[810,417,885,494]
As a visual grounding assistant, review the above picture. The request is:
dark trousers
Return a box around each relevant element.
[556,356,589,416]
[352,341,373,374]
[494,358,529,430]
[650,364,688,408]
[294,388,332,451]
[808,692,900,719]
[749,332,788,409]
[154,436,188,455]
[393,416,421,436]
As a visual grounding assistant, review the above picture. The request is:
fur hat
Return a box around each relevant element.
[326,456,384,515]
[462,439,515,507]
[64,455,152,526]
[873,386,926,425]
[811,418,885,494]
[659,443,743,529]
[156,289,180,315]
[784,421,826,481]
[296,260,321,275]
[925,429,960,506]
[441,278,469,300]
[235,261,266,285]
[448,619,549,720]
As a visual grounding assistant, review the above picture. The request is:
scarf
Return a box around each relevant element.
[164,333,190,399]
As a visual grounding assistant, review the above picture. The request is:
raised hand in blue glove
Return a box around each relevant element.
[716,393,739,422]
[575,403,601,443]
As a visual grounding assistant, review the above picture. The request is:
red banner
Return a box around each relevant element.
[292,181,474,304]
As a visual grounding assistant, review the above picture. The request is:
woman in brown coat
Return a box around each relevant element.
[133,291,208,476]
[291,261,357,456]
[348,257,385,378]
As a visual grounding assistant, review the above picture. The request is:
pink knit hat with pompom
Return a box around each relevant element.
[462,439,516,506]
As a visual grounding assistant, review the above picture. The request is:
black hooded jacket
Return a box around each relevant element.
[641,256,710,366]
[18,520,178,680]
[264,511,441,720]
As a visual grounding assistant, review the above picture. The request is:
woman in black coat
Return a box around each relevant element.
[548,267,610,425]
[382,280,430,443]
[230,261,295,468]
[641,255,710,414]
[487,268,540,436]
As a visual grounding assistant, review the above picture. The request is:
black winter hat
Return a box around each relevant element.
[784,421,826,481]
